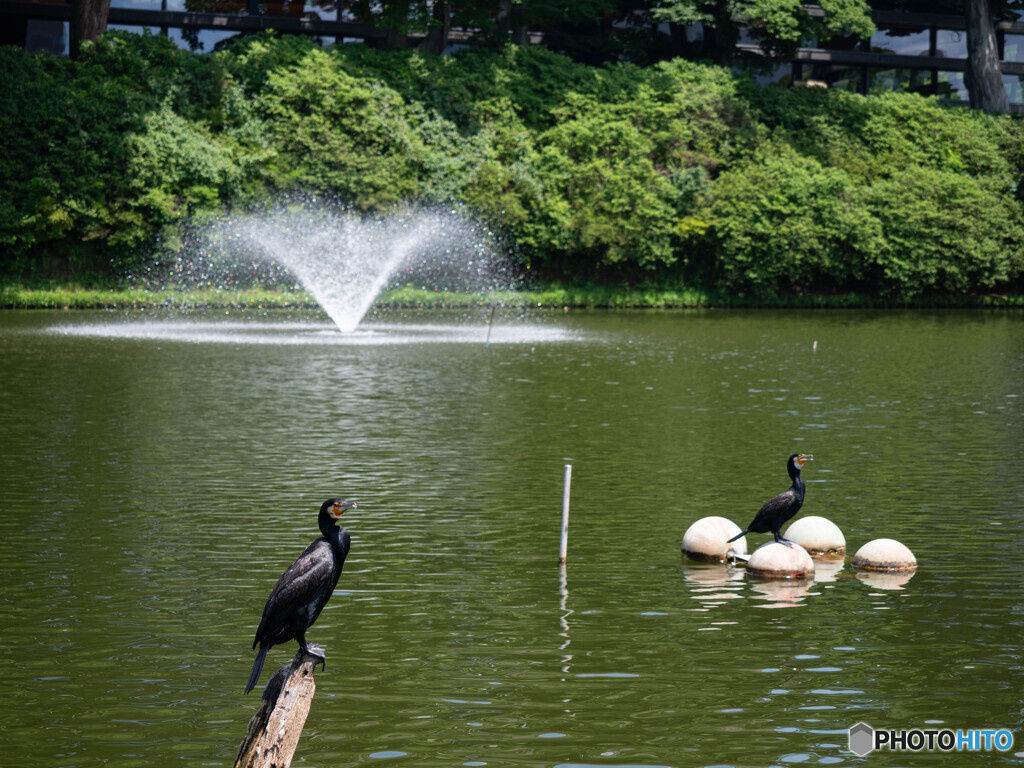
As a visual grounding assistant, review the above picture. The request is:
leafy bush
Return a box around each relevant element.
[863,167,1024,294]
[1,32,1023,295]
[257,47,424,207]
[703,86,1024,295]
[701,147,881,293]
[0,32,236,276]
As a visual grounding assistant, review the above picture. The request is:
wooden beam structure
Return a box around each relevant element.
[3,1,1023,106]
[1,1,388,38]
[736,44,1024,76]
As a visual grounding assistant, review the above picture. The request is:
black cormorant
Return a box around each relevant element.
[727,453,813,548]
[245,497,356,694]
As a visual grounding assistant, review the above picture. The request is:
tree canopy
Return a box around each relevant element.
[2,32,1023,297]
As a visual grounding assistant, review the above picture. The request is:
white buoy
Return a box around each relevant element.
[852,538,917,572]
[784,516,846,558]
[681,516,747,562]
[746,541,815,579]
[559,464,571,564]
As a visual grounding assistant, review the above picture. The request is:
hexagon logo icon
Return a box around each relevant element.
[849,722,875,756]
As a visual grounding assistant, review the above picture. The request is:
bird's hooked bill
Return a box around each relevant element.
[331,500,357,518]
[796,454,814,467]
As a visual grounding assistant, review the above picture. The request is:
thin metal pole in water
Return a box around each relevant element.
[559,464,572,564]
[485,306,496,347]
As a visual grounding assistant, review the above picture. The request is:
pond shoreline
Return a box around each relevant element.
[2,284,1023,310]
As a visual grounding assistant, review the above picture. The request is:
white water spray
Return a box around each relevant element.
[187,205,509,333]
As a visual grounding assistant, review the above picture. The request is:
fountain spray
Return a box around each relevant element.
[167,201,515,332]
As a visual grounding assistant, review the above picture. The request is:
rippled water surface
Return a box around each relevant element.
[1,308,1022,768]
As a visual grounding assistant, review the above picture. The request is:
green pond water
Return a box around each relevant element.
[1,308,1022,768]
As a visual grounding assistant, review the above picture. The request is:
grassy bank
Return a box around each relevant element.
[4,284,1023,311]
[0,285,318,310]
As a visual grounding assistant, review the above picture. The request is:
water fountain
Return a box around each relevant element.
[51,202,579,345]
[184,203,513,333]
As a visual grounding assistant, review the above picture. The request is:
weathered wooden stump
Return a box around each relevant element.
[234,650,323,768]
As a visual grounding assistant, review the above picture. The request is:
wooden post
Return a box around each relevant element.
[234,651,322,768]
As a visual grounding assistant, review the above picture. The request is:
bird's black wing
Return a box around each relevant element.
[254,538,334,643]
[749,488,799,530]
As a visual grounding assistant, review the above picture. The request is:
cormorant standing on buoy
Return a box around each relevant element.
[245,497,356,694]
[727,454,813,548]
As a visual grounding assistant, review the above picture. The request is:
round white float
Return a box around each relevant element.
[852,538,917,572]
[746,541,815,579]
[784,516,846,558]
[682,516,747,562]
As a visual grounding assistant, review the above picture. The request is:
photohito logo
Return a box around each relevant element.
[848,722,1015,756]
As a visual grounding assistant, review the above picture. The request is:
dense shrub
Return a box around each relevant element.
[0,33,239,275]
[700,148,1024,296]
[701,148,881,293]
[862,167,1024,294]
[256,47,425,206]
[1,32,1023,295]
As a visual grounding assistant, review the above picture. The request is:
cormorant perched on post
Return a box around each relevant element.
[245,497,356,694]
[727,454,813,548]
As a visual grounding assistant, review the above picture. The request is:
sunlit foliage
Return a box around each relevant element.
[1,31,1022,296]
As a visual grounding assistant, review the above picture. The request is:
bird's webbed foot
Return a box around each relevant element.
[774,536,794,548]
[301,642,327,671]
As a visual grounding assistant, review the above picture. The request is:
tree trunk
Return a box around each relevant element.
[496,0,511,42]
[418,1,450,56]
[708,6,738,67]
[494,0,527,46]
[70,0,111,59]
[668,23,690,57]
[964,0,1010,113]
[234,650,321,768]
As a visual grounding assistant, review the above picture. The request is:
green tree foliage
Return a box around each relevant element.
[699,87,1024,295]
[1,32,1022,295]
[702,148,881,292]
[0,32,257,276]
[653,0,874,63]
[521,59,747,272]
[863,167,1023,292]
[257,47,424,206]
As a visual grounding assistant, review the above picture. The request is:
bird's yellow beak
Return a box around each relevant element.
[796,454,814,468]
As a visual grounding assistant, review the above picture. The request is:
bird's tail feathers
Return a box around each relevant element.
[245,644,269,695]
[726,530,748,544]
